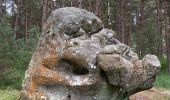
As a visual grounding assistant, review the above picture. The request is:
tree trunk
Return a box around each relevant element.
[121,0,126,43]
[49,0,54,11]
[156,0,163,57]
[41,0,48,32]
[69,0,72,6]
[14,0,21,39]
[107,0,111,29]
[61,0,65,7]
[95,0,100,18]
[71,0,77,7]
[0,0,3,18]
[78,0,82,8]
[115,0,131,45]
[88,0,92,11]
[164,0,170,74]
[125,0,132,46]
[11,0,15,29]
[136,0,144,57]
[115,0,121,40]
[24,0,29,40]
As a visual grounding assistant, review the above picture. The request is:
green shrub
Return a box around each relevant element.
[0,16,40,89]
[155,70,170,90]
[160,56,168,71]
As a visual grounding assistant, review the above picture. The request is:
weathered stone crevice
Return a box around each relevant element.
[73,67,89,75]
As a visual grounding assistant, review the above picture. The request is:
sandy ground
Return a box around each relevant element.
[1,87,170,100]
[130,88,170,100]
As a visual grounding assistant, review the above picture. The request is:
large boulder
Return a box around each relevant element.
[20,7,160,100]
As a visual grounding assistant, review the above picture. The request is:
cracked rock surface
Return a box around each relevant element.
[20,7,160,100]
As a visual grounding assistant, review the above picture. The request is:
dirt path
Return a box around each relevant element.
[130,88,170,100]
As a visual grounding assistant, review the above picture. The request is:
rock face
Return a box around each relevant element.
[20,7,160,100]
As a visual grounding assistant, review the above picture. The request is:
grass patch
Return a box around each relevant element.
[0,87,20,100]
[155,70,170,90]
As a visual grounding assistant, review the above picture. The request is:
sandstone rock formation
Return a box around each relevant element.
[20,7,160,100]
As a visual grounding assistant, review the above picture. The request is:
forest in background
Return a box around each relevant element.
[0,0,170,89]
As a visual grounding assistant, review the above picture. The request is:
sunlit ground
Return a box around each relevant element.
[0,87,20,100]
[0,71,170,100]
